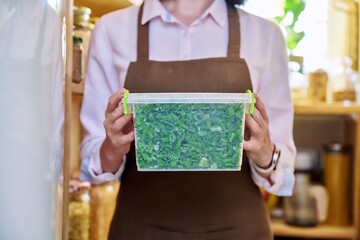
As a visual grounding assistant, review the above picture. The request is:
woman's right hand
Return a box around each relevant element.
[100,88,135,173]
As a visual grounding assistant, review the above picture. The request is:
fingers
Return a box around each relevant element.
[243,93,274,167]
[243,140,252,151]
[105,88,127,116]
[103,88,134,143]
[104,112,133,137]
[245,108,265,137]
[245,114,259,135]
[245,93,269,136]
[243,139,260,153]
[109,128,135,146]
[254,93,269,124]
[118,130,135,144]
[244,93,270,148]
[113,114,133,133]
[107,105,125,125]
[104,113,135,147]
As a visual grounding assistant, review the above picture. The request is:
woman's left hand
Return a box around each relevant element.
[243,93,274,169]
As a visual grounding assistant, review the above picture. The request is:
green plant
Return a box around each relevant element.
[274,0,306,52]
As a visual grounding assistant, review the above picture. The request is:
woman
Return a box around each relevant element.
[80,0,296,239]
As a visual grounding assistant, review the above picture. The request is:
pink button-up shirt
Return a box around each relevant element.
[80,0,296,196]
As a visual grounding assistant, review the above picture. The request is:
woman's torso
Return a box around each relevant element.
[107,2,272,239]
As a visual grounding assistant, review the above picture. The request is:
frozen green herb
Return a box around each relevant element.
[133,103,245,170]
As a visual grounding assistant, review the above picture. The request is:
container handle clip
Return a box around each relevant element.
[246,90,255,115]
[123,89,130,115]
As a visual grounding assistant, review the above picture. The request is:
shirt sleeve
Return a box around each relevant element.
[80,19,125,184]
[249,23,296,196]
[80,139,126,184]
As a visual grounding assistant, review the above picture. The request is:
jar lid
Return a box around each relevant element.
[323,142,351,153]
[73,6,91,25]
[73,6,91,16]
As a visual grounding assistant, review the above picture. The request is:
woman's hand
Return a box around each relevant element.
[100,88,135,173]
[243,93,274,169]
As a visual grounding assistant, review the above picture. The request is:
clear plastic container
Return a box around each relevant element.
[126,92,253,171]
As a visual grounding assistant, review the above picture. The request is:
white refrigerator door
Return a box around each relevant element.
[0,0,64,239]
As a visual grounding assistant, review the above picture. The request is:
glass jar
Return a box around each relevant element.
[284,149,319,226]
[284,172,318,226]
[69,181,91,240]
[323,142,352,226]
[288,61,307,101]
[327,57,358,102]
[73,22,93,54]
[73,6,93,77]
[307,69,328,102]
[73,22,92,77]
[72,36,84,83]
[90,181,120,240]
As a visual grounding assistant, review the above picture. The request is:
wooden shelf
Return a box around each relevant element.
[74,0,131,17]
[294,100,360,115]
[72,82,84,95]
[292,100,360,240]
[271,219,357,239]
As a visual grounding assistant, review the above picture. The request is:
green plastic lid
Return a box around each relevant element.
[123,90,130,115]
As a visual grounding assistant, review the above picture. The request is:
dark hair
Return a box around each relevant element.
[225,0,247,7]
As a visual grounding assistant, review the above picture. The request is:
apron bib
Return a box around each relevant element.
[108,4,272,240]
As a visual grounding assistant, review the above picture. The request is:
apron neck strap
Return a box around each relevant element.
[137,5,149,61]
[227,5,241,60]
[137,2,241,61]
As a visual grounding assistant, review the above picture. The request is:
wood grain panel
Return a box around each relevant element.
[74,0,131,17]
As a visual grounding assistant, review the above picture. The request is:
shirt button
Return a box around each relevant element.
[183,30,188,37]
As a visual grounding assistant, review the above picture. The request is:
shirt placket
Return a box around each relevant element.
[180,27,191,60]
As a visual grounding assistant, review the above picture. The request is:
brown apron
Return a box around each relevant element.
[108,3,272,240]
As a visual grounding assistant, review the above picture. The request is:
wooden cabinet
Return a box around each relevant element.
[63,1,129,238]
[74,0,130,16]
[271,101,360,240]
[272,219,357,239]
